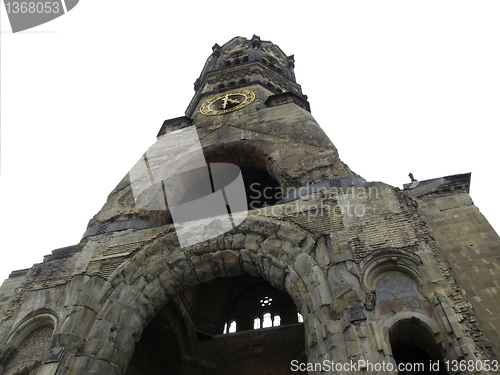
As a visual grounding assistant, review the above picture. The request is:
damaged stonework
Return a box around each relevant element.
[1,36,499,374]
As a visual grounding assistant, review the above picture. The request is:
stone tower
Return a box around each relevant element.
[0,35,499,375]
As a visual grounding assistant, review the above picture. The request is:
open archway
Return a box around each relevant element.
[203,142,283,210]
[124,275,306,374]
[389,318,447,375]
[57,216,336,374]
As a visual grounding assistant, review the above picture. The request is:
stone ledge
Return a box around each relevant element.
[403,173,471,198]
[156,116,193,138]
[265,91,310,112]
[8,269,30,278]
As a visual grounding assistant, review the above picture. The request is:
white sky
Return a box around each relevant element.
[1,1,499,283]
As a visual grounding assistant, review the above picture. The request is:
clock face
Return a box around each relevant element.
[200,90,255,116]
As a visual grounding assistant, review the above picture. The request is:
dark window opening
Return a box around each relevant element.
[182,275,301,335]
[241,167,281,210]
[130,277,307,375]
[390,320,447,375]
[124,303,187,375]
[174,164,281,218]
[201,146,282,211]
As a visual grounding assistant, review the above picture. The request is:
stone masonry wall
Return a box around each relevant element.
[0,180,497,374]
[410,183,500,358]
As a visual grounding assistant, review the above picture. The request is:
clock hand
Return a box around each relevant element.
[222,94,229,109]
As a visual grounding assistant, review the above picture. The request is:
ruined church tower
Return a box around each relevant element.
[0,35,499,375]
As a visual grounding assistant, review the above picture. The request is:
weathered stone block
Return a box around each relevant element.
[108,283,138,308]
[230,233,246,249]
[261,237,282,257]
[222,250,242,276]
[84,339,104,357]
[60,306,96,338]
[277,223,307,245]
[96,341,116,361]
[244,233,263,251]
[87,319,114,342]
[69,274,91,292]
[299,236,315,254]
[327,262,361,300]
[158,269,181,295]
[141,277,167,311]
[86,358,116,374]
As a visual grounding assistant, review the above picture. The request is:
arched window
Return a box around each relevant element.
[252,296,282,330]
[253,317,261,329]
[161,276,306,375]
[3,312,57,374]
[273,314,281,327]
[180,275,300,334]
[390,319,446,375]
[202,145,283,211]
[262,313,272,328]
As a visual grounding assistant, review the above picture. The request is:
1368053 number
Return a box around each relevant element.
[444,359,499,372]
[5,2,61,14]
